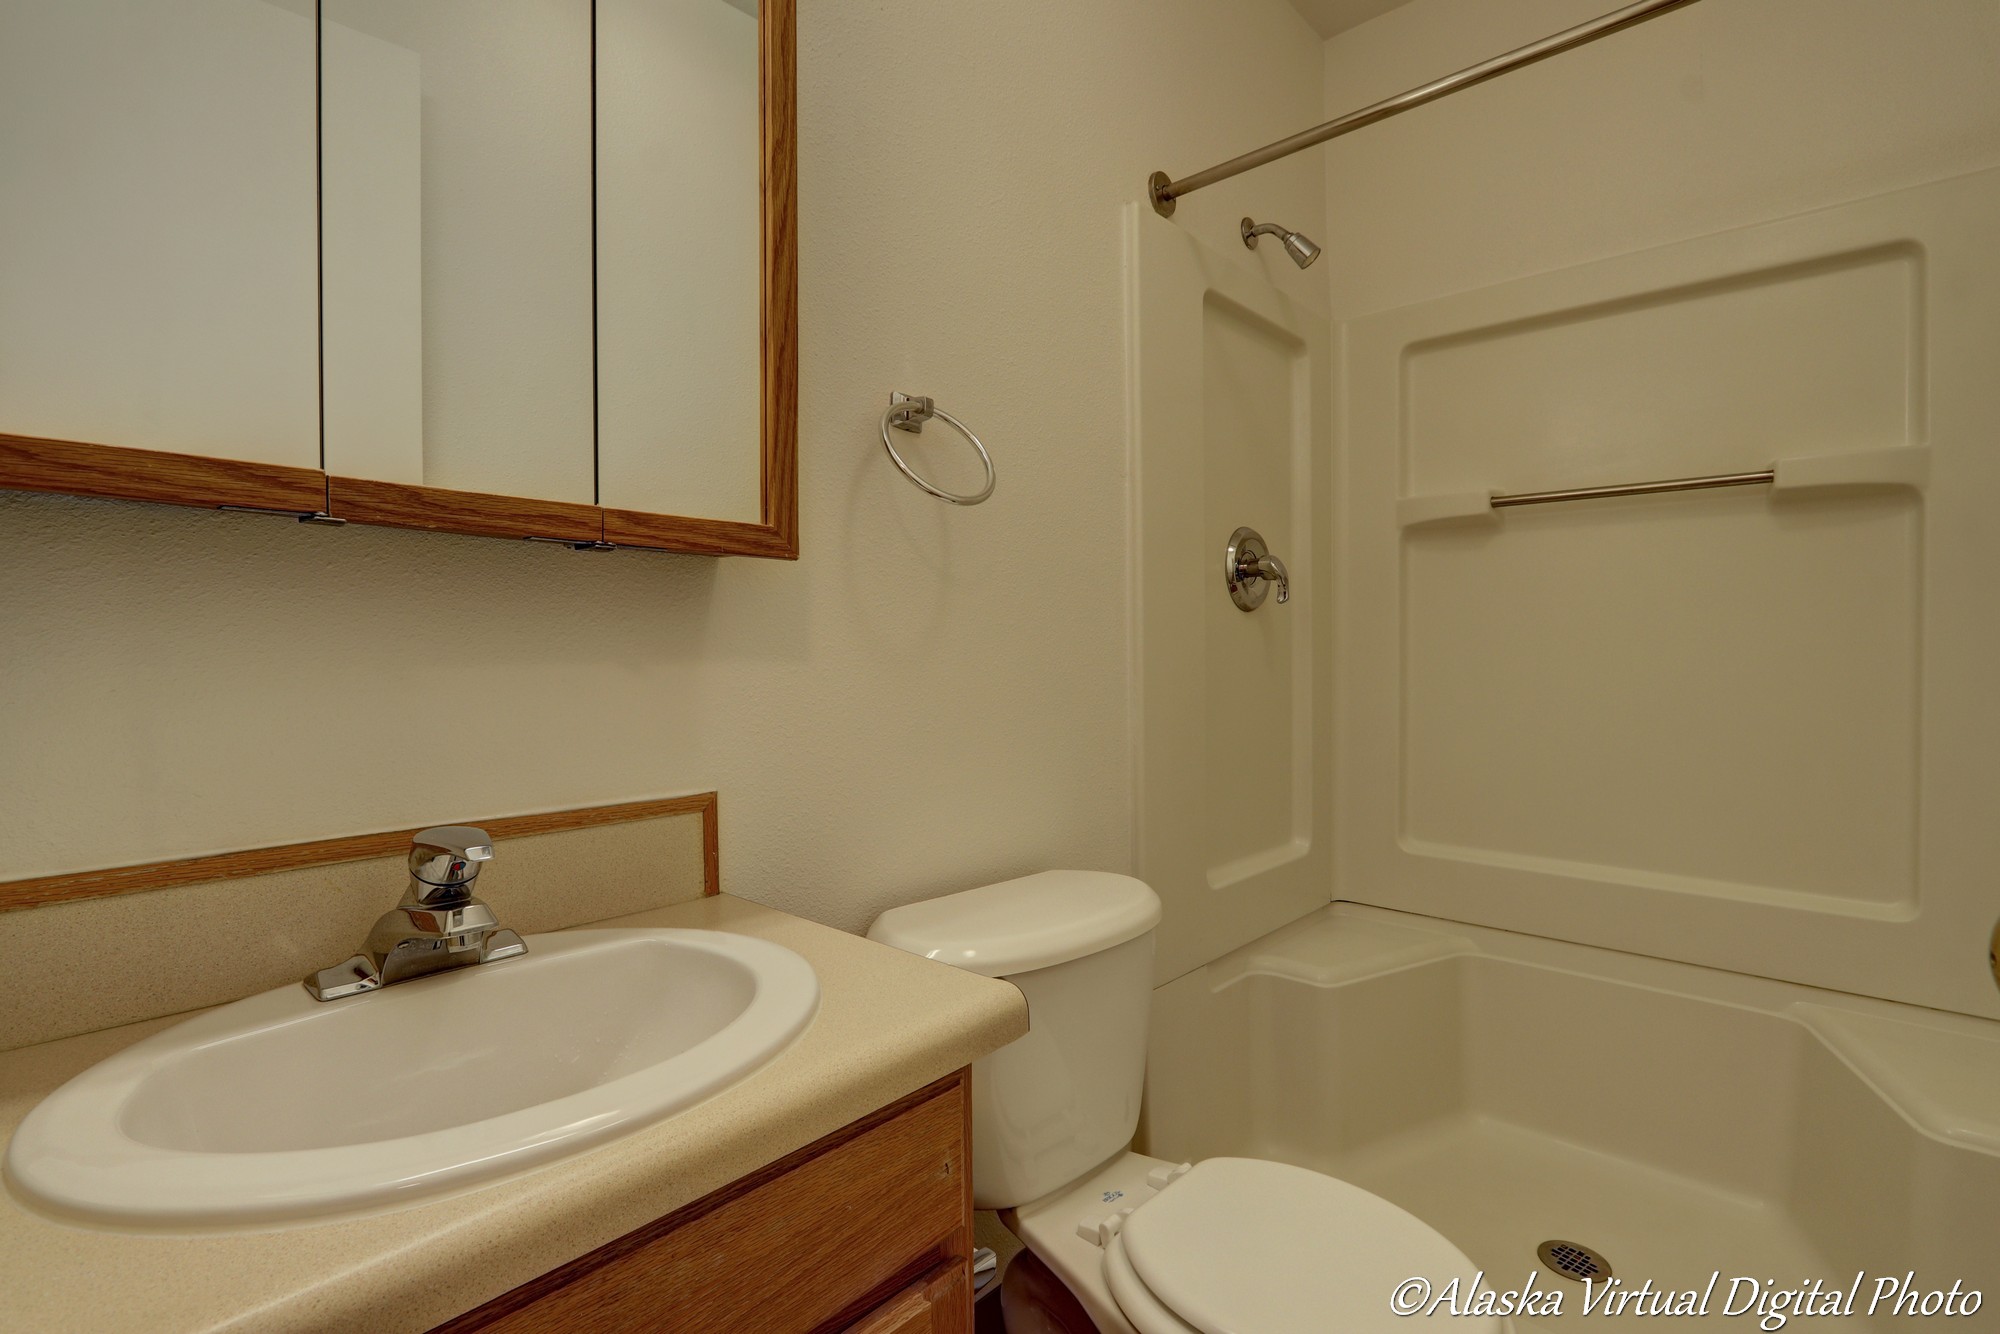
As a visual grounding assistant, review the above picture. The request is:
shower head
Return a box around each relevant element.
[1241,217,1321,269]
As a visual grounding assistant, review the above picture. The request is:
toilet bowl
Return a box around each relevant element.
[869,872,1507,1334]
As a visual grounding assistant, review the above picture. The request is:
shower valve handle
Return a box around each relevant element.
[1225,527,1289,611]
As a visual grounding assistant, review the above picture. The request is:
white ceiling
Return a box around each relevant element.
[1287,0,1417,39]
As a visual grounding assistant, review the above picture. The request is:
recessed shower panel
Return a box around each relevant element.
[1403,247,1921,910]
[1131,209,1330,982]
[1338,167,2000,1019]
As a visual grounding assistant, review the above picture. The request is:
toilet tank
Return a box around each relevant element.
[868,871,1162,1210]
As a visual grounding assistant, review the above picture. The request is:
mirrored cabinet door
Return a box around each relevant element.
[1,0,794,554]
[319,0,595,507]
[596,0,765,524]
[0,0,318,468]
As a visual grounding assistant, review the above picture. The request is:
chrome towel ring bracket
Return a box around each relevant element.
[881,392,996,506]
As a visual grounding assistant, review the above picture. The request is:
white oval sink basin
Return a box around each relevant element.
[4,928,817,1229]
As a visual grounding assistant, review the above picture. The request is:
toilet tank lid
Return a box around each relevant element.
[867,871,1161,978]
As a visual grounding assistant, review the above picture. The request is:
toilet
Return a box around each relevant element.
[869,871,1508,1334]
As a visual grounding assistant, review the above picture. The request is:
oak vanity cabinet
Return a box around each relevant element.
[435,1072,975,1334]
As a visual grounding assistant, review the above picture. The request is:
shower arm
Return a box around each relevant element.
[1147,0,1703,217]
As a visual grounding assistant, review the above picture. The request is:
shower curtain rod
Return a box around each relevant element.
[1147,0,1703,216]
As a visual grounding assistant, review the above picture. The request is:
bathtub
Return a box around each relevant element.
[1141,905,2000,1332]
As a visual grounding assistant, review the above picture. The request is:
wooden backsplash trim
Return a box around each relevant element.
[0,793,719,913]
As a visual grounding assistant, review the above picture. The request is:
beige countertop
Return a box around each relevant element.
[0,895,1028,1334]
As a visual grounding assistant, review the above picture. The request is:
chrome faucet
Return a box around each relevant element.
[304,826,527,1001]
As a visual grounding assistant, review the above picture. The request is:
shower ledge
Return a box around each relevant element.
[1791,1003,2000,1154]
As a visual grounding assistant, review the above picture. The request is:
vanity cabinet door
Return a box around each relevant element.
[0,0,318,468]
[436,1072,973,1334]
[319,0,595,510]
[845,1264,971,1334]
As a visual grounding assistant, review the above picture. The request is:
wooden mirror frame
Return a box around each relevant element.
[0,0,797,560]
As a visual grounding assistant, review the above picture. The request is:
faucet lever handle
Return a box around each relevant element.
[1225,527,1291,611]
[408,825,494,893]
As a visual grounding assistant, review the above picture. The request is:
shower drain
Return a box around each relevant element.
[1536,1239,1614,1284]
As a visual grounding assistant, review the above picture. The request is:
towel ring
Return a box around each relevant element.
[881,393,996,506]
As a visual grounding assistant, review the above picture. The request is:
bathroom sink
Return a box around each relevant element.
[4,928,818,1229]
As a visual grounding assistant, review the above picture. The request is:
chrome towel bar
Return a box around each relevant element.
[1490,469,1775,509]
[1395,446,1931,530]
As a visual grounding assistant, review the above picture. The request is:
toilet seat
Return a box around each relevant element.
[1100,1157,1503,1334]
[1104,1231,1199,1333]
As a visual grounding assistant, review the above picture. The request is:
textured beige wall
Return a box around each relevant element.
[0,0,1325,936]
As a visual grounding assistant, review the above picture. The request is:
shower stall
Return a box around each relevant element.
[1126,0,2000,1322]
